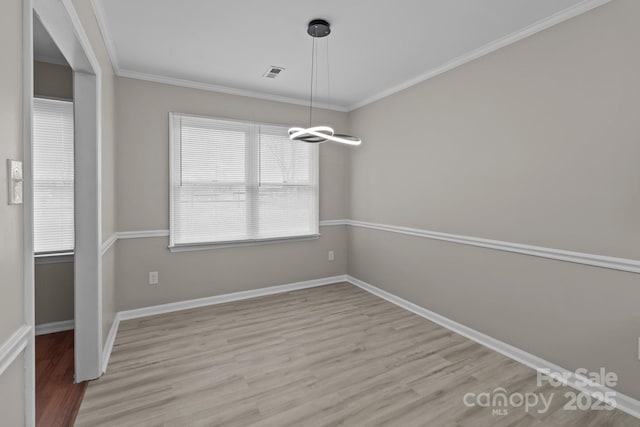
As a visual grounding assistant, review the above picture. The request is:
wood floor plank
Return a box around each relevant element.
[36,330,88,427]
[76,283,638,426]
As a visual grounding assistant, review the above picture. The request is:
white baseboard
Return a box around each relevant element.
[100,275,347,373]
[102,315,120,374]
[117,275,347,321]
[99,273,639,419]
[345,275,640,419]
[34,320,74,336]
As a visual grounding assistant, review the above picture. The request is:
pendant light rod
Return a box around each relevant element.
[288,19,362,146]
[309,37,315,128]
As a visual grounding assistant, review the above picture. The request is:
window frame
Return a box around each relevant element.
[168,112,320,251]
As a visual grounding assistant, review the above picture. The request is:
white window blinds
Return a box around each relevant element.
[170,114,318,247]
[33,98,74,253]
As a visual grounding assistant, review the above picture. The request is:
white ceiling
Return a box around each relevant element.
[95,0,604,111]
[34,14,68,66]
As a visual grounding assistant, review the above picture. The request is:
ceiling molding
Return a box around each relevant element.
[346,0,611,111]
[93,0,609,113]
[90,0,120,73]
[118,68,350,112]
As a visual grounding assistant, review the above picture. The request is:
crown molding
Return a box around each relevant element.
[93,0,609,113]
[346,0,611,111]
[118,69,350,112]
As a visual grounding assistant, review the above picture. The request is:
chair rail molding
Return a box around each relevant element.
[344,219,640,274]
[107,219,639,274]
[101,233,117,255]
[0,325,31,376]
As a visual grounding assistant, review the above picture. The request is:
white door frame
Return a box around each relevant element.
[26,1,103,415]
[22,2,35,425]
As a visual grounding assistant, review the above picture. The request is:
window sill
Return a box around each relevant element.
[34,252,74,265]
[168,234,320,253]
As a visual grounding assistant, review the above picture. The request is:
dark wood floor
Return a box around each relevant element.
[36,330,87,427]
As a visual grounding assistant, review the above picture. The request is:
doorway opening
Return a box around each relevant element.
[26,0,103,424]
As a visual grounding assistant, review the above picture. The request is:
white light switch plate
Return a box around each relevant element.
[7,159,23,205]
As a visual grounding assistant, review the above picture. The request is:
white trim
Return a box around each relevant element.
[319,219,348,227]
[34,253,74,264]
[101,315,119,374]
[60,0,102,76]
[91,1,608,112]
[39,0,104,382]
[0,325,31,376]
[345,275,640,419]
[99,272,640,419]
[115,221,342,242]
[90,0,120,73]
[104,220,640,274]
[117,275,346,321]
[345,220,640,274]
[23,0,36,424]
[118,69,349,112]
[101,233,117,255]
[117,229,170,239]
[34,0,106,384]
[346,0,611,111]
[73,70,104,382]
[169,235,321,253]
[34,320,74,336]
[102,275,347,372]
[33,94,73,103]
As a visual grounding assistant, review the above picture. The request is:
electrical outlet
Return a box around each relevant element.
[149,271,159,285]
[328,250,335,261]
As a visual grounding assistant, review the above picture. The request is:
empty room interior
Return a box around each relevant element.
[1,0,640,426]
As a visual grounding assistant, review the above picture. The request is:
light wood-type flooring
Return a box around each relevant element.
[75,283,638,426]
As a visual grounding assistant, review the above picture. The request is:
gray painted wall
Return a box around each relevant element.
[34,261,74,325]
[347,0,640,400]
[114,77,349,310]
[0,355,25,427]
[34,61,72,100]
[0,0,25,422]
[21,0,640,410]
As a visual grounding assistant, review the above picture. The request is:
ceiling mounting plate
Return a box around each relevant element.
[307,19,331,38]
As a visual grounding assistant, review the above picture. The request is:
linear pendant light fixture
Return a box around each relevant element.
[288,19,362,146]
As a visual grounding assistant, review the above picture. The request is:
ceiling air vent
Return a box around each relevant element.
[263,66,285,78]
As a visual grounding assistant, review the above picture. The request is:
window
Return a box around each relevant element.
[32,98,75,254]
[169,113,319,248]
